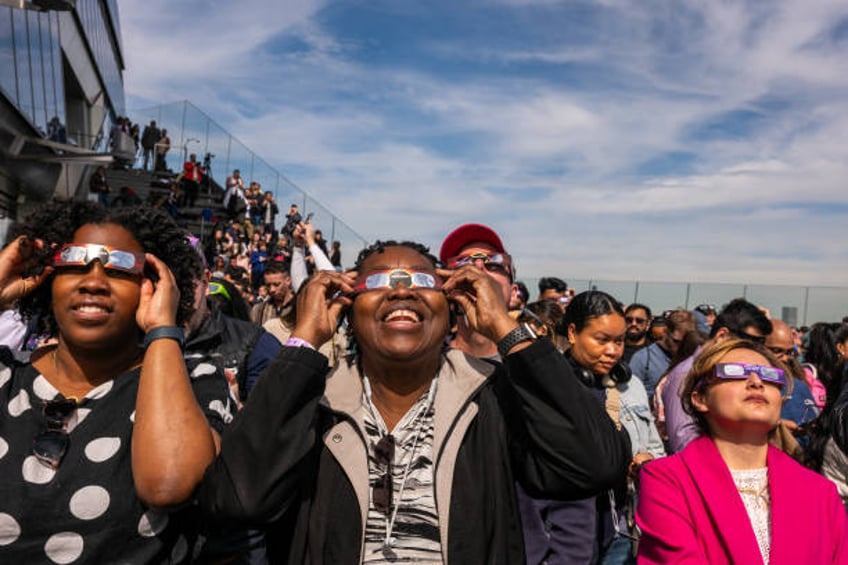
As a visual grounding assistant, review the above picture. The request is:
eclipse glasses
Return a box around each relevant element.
[696,362,786,391]
[354,269,441,292]
[54,244,145,275]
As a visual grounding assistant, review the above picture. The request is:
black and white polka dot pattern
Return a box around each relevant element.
[0,356,230,563]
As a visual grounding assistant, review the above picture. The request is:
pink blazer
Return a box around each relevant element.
[636,436,848,564]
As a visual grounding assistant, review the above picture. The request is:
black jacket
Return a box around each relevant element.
[185,304,280,401]
[197,340,631,564]
[831,364,848,453]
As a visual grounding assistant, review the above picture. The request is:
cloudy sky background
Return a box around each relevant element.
[120,0,848,288]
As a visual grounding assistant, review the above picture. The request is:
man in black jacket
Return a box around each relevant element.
[198,240,630,563]
[185,272,282,405]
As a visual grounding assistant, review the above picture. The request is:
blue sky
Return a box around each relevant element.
[121,0,848,286]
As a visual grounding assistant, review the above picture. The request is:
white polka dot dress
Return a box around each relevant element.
[0,355,230,562]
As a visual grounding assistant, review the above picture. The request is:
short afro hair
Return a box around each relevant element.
[353,240,439,272]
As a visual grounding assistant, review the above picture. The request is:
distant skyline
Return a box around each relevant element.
[122,1,848,286]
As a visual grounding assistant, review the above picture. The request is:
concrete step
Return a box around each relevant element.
[104,166,230,229]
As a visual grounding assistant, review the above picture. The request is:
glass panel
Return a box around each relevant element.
[179,102,207,166]
[251,159,278,199]
[586,280,637,306]
[12,8,32,122]
[276,176,304,212]
[43,12,58,125]
[566,279,593,293]
[633,282,689,312]
[686,283,747,313]
[745,285,806,325]
[154,101,184,172]
[28,10,47,133]
[227,137,253,195]
[805,288,848,327]
[50,13,63,124]
[125,102,402,274]
[0,8,15,101]
[75,0,124,116]
[330,220,368,271]
[203,121,230,191]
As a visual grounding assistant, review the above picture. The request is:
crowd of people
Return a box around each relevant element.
[106,117,172,173]
[0,201,846,564]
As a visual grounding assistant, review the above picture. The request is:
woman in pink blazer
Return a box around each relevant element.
[636,338,847,564]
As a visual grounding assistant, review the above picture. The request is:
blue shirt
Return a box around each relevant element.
[629,342,671,401]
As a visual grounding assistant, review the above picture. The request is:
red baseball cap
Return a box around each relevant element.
[439,223,507,264]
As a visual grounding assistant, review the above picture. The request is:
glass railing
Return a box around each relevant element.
[130,100,369,268]
[521,278,848,327]
[127,102,845,324]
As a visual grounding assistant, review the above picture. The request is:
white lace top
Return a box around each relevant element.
[730,467,771,564]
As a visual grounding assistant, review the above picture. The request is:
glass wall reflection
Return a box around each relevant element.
[1,4,119,139]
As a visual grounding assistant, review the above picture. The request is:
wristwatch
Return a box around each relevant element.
[497,323,538,357]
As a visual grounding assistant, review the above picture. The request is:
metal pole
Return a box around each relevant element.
[204,119,210,155]
[179,100,187,151]
[633,281,639,304]
[685,283,691,309]
[802,287,810,327]
[225,137,232,180]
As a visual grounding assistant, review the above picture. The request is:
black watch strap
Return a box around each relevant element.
[497,323,537,357]
[143,326,185,350]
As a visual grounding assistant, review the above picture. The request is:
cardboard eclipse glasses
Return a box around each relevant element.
[53,244,145,275]
[354,269,441,292]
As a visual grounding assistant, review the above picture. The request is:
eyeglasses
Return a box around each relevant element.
[54,244,145,275]
[445,252,513,278]
[207,281,231,301]
[354,270,441,292]
[731,329,767,345]
[767,345,797,358]
[715,363,785,386]
[625,316,647,325]
[33,398,77,469]
[372,435,395,515]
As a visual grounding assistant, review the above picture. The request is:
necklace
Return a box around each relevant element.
[732,468,770,508]
[362,375,438,549]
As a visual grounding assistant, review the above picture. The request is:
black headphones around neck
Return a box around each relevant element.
[565,351,633,388]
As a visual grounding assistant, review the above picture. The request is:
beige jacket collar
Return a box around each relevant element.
[320,348,496,561]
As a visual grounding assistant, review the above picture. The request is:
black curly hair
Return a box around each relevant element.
[9,201,202,336]
[353,240,440,272]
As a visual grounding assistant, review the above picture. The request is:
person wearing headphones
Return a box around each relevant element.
[519,290,665,564]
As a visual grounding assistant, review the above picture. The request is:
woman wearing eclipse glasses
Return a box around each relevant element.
[636,338,847,564]
[197,240,630,564]
[0,201,229,563]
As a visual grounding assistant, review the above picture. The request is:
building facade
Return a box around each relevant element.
[0,0,124,239]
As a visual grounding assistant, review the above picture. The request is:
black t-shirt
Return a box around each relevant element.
[0,354,231,563]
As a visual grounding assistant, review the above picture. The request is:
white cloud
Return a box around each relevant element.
[120,0,848,292]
